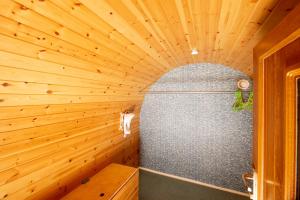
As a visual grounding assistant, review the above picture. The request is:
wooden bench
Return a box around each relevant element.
[61,164,139,200]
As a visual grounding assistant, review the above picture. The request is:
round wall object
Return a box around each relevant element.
[237,79,250,90]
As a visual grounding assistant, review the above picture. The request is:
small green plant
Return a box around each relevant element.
[232,89,253,112]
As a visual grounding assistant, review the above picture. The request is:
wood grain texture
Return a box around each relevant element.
[62,163,138,200]
[254,3,300,199]
[255,39,300,200]
[0,0,298,199]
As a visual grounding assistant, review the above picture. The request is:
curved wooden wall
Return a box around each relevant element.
[0,0,297,199]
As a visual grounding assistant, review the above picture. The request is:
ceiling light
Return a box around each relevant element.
[191,49,198,55]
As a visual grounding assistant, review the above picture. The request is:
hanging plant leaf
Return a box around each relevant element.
[232,89,253,112]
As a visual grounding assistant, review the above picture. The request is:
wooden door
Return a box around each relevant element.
[254,2,300,200]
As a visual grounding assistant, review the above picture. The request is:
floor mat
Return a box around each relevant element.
[139,169,250,200]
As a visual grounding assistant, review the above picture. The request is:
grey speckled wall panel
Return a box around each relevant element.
[140,63,252,192]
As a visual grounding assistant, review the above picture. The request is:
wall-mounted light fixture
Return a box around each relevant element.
[237,79,250,90]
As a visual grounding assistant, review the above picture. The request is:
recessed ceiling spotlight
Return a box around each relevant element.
[191,49,198,55]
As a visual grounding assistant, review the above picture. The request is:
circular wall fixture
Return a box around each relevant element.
[237,79,250,90]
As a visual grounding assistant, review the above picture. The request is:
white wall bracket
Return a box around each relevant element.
[119,112,135,137]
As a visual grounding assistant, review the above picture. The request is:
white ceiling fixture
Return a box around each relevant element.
[191,49,198,55]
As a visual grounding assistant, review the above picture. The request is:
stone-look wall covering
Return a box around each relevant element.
[140,63,252,192]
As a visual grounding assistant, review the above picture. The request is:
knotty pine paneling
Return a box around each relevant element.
[0,102,141,200]
[0,0,298,199]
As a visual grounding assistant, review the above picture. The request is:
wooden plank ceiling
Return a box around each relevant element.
[0,0,297,91]
[0,0,298,199]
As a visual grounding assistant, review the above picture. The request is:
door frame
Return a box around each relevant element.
[285,66,300,199]
[254,3,300,200]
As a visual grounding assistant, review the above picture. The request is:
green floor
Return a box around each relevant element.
[139,169,250,200]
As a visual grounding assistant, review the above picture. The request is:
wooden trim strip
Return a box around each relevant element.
[284,66,300,200]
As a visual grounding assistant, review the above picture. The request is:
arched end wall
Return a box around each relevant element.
[140,63,253,192]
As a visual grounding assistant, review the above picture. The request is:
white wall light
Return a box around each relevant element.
[237,79,250,90]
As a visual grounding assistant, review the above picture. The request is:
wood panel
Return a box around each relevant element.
[254,3,300,199]
[0,0,299,199]
[254,38,300,200]
[0,102,140,200]
[0,0,297,78]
